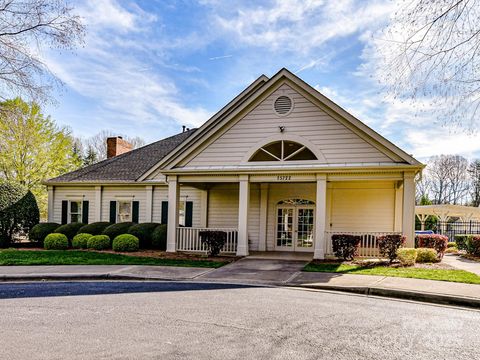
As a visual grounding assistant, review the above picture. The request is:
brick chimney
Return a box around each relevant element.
[106,136,133,158]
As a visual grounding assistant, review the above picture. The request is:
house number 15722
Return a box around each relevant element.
[277,175,291,181]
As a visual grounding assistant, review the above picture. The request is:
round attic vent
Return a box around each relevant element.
[274,95,293,116]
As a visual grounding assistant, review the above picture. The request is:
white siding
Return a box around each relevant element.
[151,185,203,227]
[183,84,395,166]
[329,181,396,232]
[52,186,96,224]
[101,186,147,222]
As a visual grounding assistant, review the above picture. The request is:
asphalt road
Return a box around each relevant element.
[0,281,479,360]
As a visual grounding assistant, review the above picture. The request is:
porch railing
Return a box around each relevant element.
[176,227,238,254]
[325,231,402,258]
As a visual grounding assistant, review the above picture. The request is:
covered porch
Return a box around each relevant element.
[166,171,416,259]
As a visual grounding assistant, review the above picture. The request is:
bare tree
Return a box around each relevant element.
[0,0,85,101]
[468,159,480,206]
[424,154,470,204]
[375,0,480,129]
[415,174,431,204]
[84,130,146,162]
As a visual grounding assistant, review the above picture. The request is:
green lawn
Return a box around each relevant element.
[0,250,227,268]
[304,262,480,285]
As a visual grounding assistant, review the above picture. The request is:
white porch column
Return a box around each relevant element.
[314,174,327,259]
[258,183,269,252]
[167,175,180,252]
[47,186,54,222]
[402,172,416,247]
[94,186,102,222]
[200,189,208,227]
[237,175,250,256]
[145,185,153,222]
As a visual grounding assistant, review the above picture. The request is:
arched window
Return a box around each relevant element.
[277,199,315,205]
[249,140,317,162]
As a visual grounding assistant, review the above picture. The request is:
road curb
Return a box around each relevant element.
[0,274,188,282]
[291,284,480,309]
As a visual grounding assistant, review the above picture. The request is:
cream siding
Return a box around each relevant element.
[101,186,147,222]
[329,181,396,232]
[151,185,203,227]
[52,187,96,224]
[266,183,316,251]
[182,84,395,167]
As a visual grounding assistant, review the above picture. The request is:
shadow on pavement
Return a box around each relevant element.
[0,281,259,299]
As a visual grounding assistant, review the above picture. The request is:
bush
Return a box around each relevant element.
[152,224,167,250]
[54,222,85,242]
[416,234,448,259]
[78,222,112,236]
[128,222,160,248]
[454,235,469,251]
[87,235,111,250]
[102,222,134,240]
[447,241,457,248]
[112,234,139,252]
[72,233,92,249]
[0,182,40,247]
[199,230,226,256]
[44,233,69,250]
[396,248,417,266]
[466,235,480,256]
[377,234,406,263]
[416,248,438,263]
[29,222,60,245]
[331,234,361,261]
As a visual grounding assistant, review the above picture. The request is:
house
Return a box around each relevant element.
[45,68,424,259]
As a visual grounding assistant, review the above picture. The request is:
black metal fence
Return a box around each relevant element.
[417,220,480,240]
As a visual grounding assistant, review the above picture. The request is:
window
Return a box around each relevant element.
[69,201,82,223]
[178,200,186,226]
[249,140,317,162]
[117,201,132,222]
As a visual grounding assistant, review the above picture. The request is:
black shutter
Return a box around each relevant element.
[161,201,168,224]
[61,200,68,224]
[132,201,139,223]
[185,201,193,227]
[82,201,89,224]
[109,201,117,223]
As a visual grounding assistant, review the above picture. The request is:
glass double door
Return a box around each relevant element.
[276,206,315,252]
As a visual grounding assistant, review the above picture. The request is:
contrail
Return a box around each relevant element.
[209,55,233,60]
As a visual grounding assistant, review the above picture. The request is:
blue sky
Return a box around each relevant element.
[43,0,480,161]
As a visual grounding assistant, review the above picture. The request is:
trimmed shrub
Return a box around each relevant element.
[454,235,469,251]
[102,222,134,240]
[29,222,60,245]
[377,234,406,263]
[416,248,438,263]
[331,234,361,261]
[72,233,92,249]
[54,222,85,242]
[447,241,457,248]
[112,234,139,252]
[78,222,112,236]
[44,233,69,250]
[466,235,480,256]
[0,182,40,247]
[199,230,226,256]
[152,224,167,250]
[128,222,160,249]
[416,234,448,259]
[87,235,111,250]
[396,248,417,266]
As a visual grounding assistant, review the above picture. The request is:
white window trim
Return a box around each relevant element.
[116,200,133,223]
[68,199,83,224]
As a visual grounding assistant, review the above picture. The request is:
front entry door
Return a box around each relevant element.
[276,204,315,252]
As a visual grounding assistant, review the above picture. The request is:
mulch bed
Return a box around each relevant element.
[310,258,455,270]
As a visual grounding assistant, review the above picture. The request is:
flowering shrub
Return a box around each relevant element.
[331,234,361,261]
[466,236,480,256]
[377,234,406,263]
[416,234,448,259]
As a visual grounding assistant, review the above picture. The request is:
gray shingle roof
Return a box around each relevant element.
[47,129,196,183]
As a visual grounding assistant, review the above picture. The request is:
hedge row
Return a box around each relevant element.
[46,232,140,252]
[29,222,168,250]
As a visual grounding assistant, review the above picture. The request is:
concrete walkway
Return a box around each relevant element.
[442,254,480,276]
[0,258,480,308]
